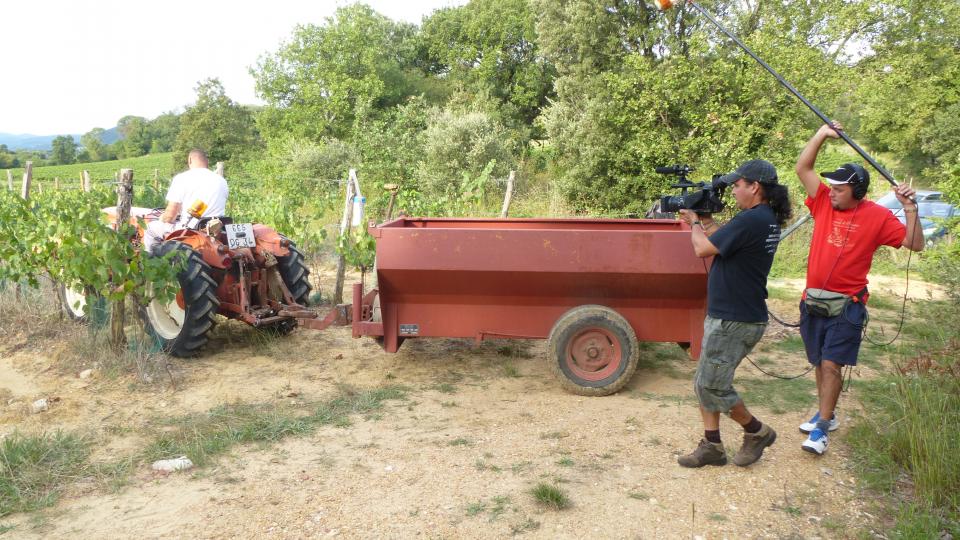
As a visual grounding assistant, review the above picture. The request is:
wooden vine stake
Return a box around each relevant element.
[109,169,134,350]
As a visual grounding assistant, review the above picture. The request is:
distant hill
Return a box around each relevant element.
[0,127,119,151]
[99,127,120,145]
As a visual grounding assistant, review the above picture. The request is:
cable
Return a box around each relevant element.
[842,364,854,392]
[767,307,801,328]
[745,354,815,380]
[860,247,913,347]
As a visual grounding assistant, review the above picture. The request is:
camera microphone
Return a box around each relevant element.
[656,165,680,174]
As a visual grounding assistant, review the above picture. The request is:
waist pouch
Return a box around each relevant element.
[804,288,849,318]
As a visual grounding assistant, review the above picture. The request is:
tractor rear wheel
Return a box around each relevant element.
[141,240,220,357]
[258,242,312,337]
[277,243,312,305]
[547,305,639,397]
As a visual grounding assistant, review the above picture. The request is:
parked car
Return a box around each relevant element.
[876,190,957,242]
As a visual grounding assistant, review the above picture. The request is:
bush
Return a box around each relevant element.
[417,107,515,201]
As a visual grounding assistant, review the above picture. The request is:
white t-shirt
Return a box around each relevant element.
[165,167,229,227]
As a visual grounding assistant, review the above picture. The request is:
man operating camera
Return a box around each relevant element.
[676,159,792,468]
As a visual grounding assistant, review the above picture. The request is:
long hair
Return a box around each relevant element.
[749,181,792,227]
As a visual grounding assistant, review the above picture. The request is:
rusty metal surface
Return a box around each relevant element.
[565,327,621,381]
[293,304,352,331]
[358,217,708,358]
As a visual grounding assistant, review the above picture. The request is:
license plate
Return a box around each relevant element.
[226,223,256,249]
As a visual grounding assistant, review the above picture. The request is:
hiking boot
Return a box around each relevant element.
[799,412,839,434]
[733,423,777,467]
[678,439,727,468]
[801,428,829,455]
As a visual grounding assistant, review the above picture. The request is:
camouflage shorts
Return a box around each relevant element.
[694,316,767,412]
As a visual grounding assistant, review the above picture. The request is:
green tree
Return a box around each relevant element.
[854,0,960,191]
[80,128,107,162]
[0,144,14,168]
[417,105,514,197]
[534,0,863,212]
[173,78,259,168]
[419,0,555,129]
[50,135,78,165]
[117,115,151,157]
[252,4,428,142]
[148,112,181,153]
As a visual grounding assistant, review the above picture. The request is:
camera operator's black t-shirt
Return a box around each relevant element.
[706,204,780,322]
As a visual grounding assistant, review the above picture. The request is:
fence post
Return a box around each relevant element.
[6,170,12,191]
[82,170,91,192]
[215,162,224,176]
[15,162,32,300]
[154,169,159,190]
[333,172,357,305]
[54,177,60,190]
[110,169,135,350]
[383,183,399,222]
[500,170,515,218]
[21,162,32,200]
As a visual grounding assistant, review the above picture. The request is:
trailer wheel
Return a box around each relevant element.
[140,240,220,357]
[548,305,639,397]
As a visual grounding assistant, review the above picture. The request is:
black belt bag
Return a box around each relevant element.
[804,289,847,317]
[804,287,866,318]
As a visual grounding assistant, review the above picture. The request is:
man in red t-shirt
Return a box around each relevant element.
[794,122,924,455]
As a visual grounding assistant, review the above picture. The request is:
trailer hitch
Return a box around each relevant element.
[278,304,352,331]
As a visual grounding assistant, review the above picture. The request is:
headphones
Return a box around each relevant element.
[847,163,870,200]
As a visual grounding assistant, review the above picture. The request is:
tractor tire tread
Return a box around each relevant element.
[142,241,220,357]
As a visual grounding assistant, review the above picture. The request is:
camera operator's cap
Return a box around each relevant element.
[716,159,779,186]
[821,163,869,185]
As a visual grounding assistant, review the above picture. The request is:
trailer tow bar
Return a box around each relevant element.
[279,305,352,331]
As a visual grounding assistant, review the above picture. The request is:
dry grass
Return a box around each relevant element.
[0,282,173,385]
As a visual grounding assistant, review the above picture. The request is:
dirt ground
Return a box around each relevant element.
[1,270,938,539]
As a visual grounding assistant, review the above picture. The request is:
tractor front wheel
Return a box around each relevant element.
[58,282,89,323]
[140,241,220,357]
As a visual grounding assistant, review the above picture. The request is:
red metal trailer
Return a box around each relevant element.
[351,217,708,396]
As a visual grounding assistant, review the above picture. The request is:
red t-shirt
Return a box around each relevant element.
[805,183,905,299]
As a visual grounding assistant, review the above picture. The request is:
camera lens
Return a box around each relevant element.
[660,195,684,213]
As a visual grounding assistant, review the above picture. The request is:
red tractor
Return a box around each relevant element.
[60,206,343,357]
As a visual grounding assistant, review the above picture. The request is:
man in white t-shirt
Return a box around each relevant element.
[143,149,229,253]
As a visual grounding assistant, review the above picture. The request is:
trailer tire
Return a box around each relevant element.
[140,240,220,357]
[548,305,639,397]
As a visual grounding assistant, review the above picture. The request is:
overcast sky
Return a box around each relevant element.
[1,0,465,136]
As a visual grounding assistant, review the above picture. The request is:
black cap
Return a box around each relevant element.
[716,159,778,186]
[821,163,869,185]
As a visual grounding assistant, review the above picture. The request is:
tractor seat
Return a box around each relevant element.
[196,216,234,229]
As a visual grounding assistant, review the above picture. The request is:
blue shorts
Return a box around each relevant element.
[799,300,867,366]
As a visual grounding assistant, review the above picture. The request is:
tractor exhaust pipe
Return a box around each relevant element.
[653,0,905,193]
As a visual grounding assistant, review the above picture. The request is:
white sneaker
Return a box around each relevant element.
[801,429,829,455]
[799,412,839,434]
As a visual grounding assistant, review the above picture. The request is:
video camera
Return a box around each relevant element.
[657,164,726,215]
